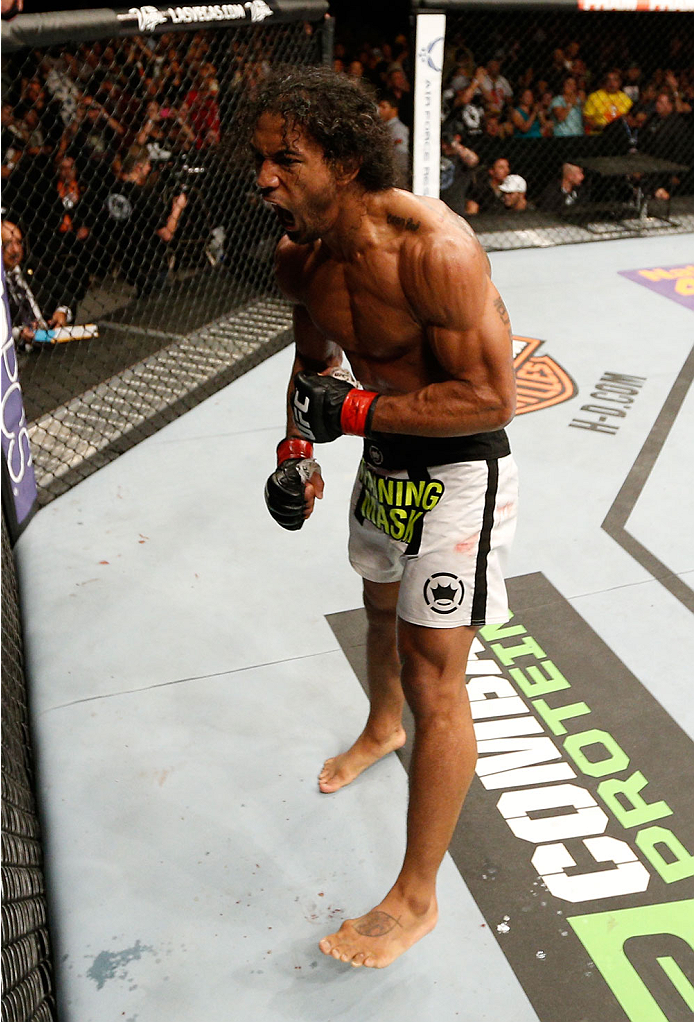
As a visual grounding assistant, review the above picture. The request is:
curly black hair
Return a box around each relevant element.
[244,66,395,192]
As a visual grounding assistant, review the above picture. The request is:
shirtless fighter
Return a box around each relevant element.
[254,68,518,969]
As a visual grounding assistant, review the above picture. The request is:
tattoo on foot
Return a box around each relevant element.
[354,911,402,937]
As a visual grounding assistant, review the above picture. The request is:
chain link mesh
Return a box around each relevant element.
[430,8,694,250]
[1,18,327,1019]
[2,512,57,1022]
[0,11,690,1020]
[2,18,327,505]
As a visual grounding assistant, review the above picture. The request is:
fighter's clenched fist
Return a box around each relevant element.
[264,437,322,530]
[292,371,379,444]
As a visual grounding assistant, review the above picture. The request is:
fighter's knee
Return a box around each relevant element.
[403,681,470,728]
[397,624,475,719]
[363,579,399,619]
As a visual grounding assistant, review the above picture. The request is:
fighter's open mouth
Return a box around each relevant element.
[272,205,296,230]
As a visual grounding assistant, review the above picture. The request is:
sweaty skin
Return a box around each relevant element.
[253,110,516,968]
[276,192,516,439]
[252,112,515,444]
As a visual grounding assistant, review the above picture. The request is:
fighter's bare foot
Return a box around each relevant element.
[318,726,406,793]
[319,892,438,968]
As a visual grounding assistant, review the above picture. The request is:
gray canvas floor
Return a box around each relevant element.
[15,234,694,1022]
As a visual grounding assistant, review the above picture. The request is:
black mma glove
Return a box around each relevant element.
[292,371,380,444]
[264,437,319,531]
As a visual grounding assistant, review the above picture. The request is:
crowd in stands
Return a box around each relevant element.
[337,24,693,218]
[2,20,694,351]
[1,28,295,347]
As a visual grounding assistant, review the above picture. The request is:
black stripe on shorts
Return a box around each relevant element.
[470,459,499,626]
[404,464,431,556]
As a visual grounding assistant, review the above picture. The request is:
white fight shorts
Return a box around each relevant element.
[348,453,518,628]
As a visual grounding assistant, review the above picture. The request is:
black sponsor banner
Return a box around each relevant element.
[1,1,329,53]
[327,572,694,1022]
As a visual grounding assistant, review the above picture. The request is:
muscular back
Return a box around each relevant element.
[277,189,516,437]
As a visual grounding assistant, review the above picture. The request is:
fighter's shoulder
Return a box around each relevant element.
[394,195,488,294]
[274,235,315,302]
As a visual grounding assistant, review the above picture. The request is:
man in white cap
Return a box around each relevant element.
[499,173,528,211]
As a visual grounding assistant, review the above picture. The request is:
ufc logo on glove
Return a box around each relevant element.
[291,370,380,444]
[292,391,315,440]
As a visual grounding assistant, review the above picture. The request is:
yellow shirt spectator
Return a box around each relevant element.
[583,71,633,134]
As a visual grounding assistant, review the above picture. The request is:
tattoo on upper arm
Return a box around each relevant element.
[493,296,512,339]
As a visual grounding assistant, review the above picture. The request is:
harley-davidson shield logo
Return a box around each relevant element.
[513,336,576,414]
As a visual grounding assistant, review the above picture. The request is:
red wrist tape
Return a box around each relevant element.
[276,437,314,465]
[340,390,379,437]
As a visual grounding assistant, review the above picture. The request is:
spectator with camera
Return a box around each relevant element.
[98,148,187,297]
[440,131,479,215]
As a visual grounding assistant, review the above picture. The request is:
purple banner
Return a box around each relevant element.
[1,262,38,535]
[619,262,694,312]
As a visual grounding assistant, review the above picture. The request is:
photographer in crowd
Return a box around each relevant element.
[98,148,187,297]
[439,131,479,214]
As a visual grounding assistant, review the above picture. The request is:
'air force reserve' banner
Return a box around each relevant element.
[412,13,445,198]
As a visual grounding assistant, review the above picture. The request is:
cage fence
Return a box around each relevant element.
[2,5,330,507]
[0,5,692,1022]
[2,5,693,509]
[2,511,56,1022]
[415,4,694,251]
[1,8,329,1022]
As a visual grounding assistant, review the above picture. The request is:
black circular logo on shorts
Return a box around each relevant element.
[423,572,465,615]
